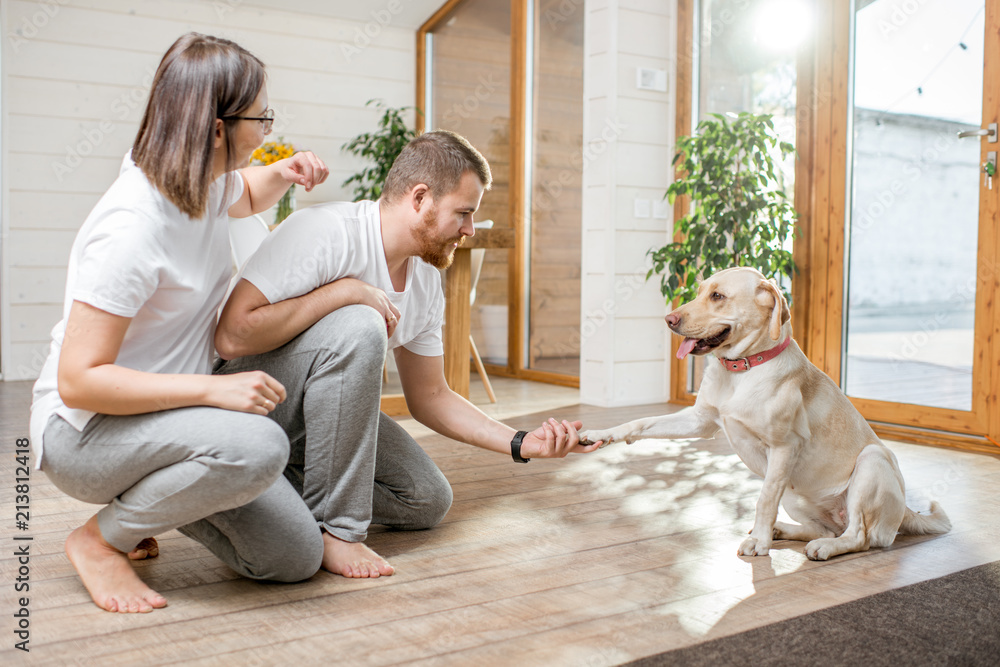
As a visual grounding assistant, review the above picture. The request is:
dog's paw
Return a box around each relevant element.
[772,524,798,541]
[579,429,628,448]
[578,430,607,447]
[804,538,836,561]
[738,536,771,557]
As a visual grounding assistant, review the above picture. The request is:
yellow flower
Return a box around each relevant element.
[252,138,297,166]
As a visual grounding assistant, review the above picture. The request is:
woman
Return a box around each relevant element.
[29,33,328,613]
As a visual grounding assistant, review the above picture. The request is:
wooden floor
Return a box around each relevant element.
[2,377,1000,665]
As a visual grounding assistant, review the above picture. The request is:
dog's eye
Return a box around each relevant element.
[711,292,725,301]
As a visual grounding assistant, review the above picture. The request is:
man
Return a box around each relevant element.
[215,130,597,578]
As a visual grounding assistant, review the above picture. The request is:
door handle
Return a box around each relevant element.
[958,122,997,142]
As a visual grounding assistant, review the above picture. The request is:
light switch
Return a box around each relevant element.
[636,67,668,92]
[634,198,651,218]
[653,198,670,219]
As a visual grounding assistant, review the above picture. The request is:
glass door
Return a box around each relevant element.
[843,0,997,435]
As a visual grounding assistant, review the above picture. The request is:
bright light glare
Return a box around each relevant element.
[754,0,813,53]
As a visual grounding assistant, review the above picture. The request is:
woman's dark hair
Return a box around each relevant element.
[132,33,265,218]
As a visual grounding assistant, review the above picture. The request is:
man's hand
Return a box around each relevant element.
[519,419,601,459]
[277,151,329,192]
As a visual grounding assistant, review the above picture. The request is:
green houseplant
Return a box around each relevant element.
[648,112,799,305]
[341,99,421,202]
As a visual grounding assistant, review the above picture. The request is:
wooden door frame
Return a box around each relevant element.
[672,0,1000,454]
[417,0,580,389]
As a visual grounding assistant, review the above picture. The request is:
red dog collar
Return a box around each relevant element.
[719,337,792,372]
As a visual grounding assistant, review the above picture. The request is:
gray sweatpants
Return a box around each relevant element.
[214,305,453,543]
[43,407,321,582]
[42,304,451,583]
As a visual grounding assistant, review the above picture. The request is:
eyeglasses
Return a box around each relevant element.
[222,108,274,134]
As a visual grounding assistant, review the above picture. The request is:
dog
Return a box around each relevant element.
[580,267,950,560]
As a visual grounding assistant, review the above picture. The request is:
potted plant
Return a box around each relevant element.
[648,112,799,305]
[342,99,421,202]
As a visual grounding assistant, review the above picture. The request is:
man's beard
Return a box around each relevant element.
[415,205,466,269]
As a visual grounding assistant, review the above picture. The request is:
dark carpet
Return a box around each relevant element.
[626,561,1000,667]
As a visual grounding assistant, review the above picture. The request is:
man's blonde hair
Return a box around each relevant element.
[381,130,492,203]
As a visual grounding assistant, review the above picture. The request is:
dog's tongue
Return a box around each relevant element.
[677,337,699,360]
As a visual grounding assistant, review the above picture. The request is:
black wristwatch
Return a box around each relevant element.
[510,430,530,463]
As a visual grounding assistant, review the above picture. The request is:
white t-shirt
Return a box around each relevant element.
[239,199,445,357]
[29,154,245,467]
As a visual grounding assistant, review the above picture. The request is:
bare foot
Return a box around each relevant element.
[128,537,159,560]
[65,515,168,613]
[321,532,394,578]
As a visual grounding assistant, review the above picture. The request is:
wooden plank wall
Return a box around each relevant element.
[1,0,421,380]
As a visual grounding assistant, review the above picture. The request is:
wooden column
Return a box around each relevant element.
[443,248,472,397]
[670,0,695,406]
[443,228,516,397]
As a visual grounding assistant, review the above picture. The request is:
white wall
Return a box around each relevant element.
[580,0,676,407]
[1,0,427,380]
[849,108,980,310]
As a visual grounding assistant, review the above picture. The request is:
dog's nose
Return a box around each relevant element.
[665,312,681,328]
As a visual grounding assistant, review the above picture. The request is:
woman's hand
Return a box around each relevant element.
[277,151,329,192]
[232,151,329,217]
[58,301,288,416]
[334,278,402,337]
[204,371,287,415]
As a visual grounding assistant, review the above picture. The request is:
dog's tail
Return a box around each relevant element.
[899,501,951,535]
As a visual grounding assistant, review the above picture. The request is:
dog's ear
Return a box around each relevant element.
[756,279,790,340]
